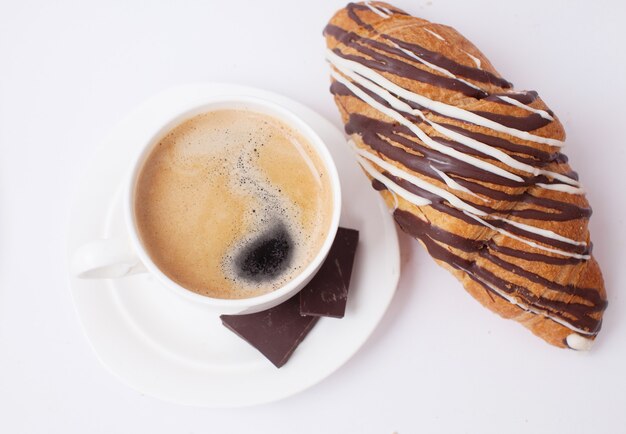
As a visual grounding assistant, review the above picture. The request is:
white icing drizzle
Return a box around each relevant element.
[492,216,586,247]
[421,116,579,186]
[566,333,595,350]
[471,277,596,336]
[462,50,482,68]
[379,6,394,16]
[430,165,488,201]
[462,212,589,260]
[424,28,446,41]
[354,143,590,259]
[342,43,576,190]
[389,42,555,126]
[330,68,525,182]
[330,58,579,188]
[388,40,486,93]
[355,145,486,215]
[327,49,565,147]
[337,69,589,255]
[357,151,595,334]
[359,156,431,206]
[496,95,554,121]
[364,1,390,18]
[373,34,552,130]
[536,182,585,195]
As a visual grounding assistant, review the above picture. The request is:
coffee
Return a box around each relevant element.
[134,109,334,299]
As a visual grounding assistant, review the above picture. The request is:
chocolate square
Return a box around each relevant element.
[299,227,359,318]
[220,295,319,368]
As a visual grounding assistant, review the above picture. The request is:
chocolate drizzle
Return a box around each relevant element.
[344,3,376,32]
[333,47,487,98]
[485,91,540,105]
[326,25,487,98]
[393,210,605,333]
[470,110,552,131]
[343,111,591,223]
[328,6,513,91]
[437,123,563,164]
[383,36,512,89]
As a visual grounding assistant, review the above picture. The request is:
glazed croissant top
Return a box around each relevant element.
[324,2,607,349]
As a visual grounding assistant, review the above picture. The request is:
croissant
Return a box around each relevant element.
[324,1,607,349]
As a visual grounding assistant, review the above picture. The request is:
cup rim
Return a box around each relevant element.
[123,95,342,311]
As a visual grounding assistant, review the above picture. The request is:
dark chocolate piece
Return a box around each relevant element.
[299,227,359,318]
[220,295,319,368]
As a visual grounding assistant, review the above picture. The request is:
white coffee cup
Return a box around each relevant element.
[71,95,342,314]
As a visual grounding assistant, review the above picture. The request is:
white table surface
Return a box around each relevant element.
[1,1,625,433]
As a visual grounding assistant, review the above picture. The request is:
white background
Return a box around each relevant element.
[1,0,625,433]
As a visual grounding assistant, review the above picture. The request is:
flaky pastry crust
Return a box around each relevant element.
[325,2,607,349]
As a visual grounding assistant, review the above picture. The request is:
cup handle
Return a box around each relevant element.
[71,237,147,279]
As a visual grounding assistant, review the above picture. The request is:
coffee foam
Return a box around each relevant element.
[134,109,333,299]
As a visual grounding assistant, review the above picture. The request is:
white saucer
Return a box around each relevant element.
[67,84,400,408]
